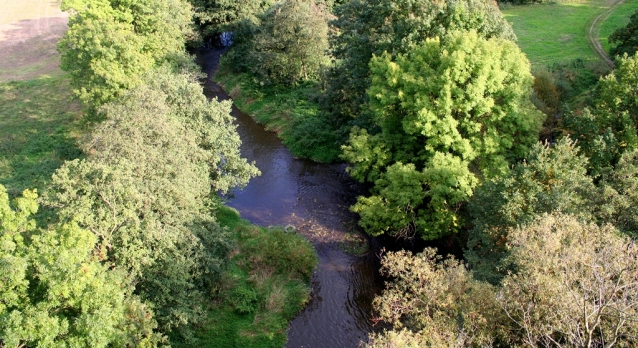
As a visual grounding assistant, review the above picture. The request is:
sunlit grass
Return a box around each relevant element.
[502,0,627,66]
[599,0,638,52]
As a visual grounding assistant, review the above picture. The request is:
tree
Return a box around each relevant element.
[0,186,162,347]
[368,214,638,347]
[245,0,332,85]
[343,31,543,240]
[368,249,507,347]
[594,148,638,238]
[498,214,638,347]
[322,0,516,137]
[563,53,638,175]
[189,0,276,38]
[46,70,259,330]
[467,138,596,283]
[58,0,193,108]
[609,10,638,57]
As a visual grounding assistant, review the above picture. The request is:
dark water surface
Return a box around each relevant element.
[197,48,382,348]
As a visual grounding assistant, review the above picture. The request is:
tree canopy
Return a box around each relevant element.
[245,0,331,85]
[189,0,276,37]
[609,10,638,58]
[46,70,259,329]
[563,53,638,176]
[58,0,193,108]
[342,31,543,240]
[368,214,638,347]
[0,186,162,347]
[322,0,516,133]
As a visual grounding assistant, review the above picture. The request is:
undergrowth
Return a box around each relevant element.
[170,205,318,348]
[214,57,340,163]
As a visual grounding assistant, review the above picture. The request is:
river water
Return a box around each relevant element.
[197,48,383,348]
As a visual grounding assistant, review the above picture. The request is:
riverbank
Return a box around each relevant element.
[213,60,340,163]
[170,205,317,348]
[199,47,382,347]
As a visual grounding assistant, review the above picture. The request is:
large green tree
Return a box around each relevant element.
[244,0,332,85]
[467,139,596,283]
[0,186,162,347]
[322,0,516,136]
[47,70,259,329]
[343,31,543,240]
[189,0,276,37]
[58,0,193,108]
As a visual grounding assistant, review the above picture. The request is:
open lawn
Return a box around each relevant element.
[0,0,82,196]
[0,78,82,196]
[502,0,635,67]
[0,0,68,81]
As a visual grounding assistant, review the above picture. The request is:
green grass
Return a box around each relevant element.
[502,0,613,66]
[170,205,318,348]
[599,0,638,52]
[0,77,83,197]
[214,58,340,163]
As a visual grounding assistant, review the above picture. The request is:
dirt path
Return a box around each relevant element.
[589,0,625,69]
[0,0,68,81]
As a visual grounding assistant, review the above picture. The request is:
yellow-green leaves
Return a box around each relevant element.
[0,186,162,347]
[345,31,542,240]
[58,0,193,109]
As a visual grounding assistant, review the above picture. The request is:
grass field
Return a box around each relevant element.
[599,0,638,52]
[0,0,82,196]
[0,78,82,196]
[502,0,635,66]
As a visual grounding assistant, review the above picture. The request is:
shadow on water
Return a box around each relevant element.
[196,47,384,348]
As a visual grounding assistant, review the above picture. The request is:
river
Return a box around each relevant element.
[197,47,383,348]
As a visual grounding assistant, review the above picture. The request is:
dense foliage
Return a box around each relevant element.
[58,0,193,108]
[189,0,276,38]
[563,53,638,176]
[46,70,259,330]
[343,31,543,240]
[322,0,516,136]
[170,206,317,347]
[609,10,638,58]
[467,139,596,283]
[243,0,331,85]
[0,186,162,347]
[368,214,638,347]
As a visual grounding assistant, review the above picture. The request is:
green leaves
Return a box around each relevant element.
[345,31,543,240]
[609,10,638,57]
[248,0,332,85]
[1,186,162,347]
[46,70,259,330]
[369,214,638,347]
[323,0,516,131]
[58,0,193,109]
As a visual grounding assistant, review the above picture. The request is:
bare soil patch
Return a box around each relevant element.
[0,0,68,81]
